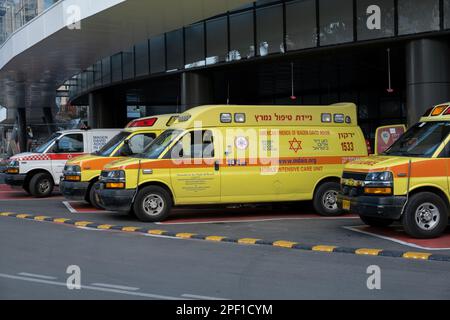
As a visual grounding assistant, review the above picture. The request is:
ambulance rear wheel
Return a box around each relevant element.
[313,181,343,216]
[133,186,172,222]
[88,182,104,210]
[402,192,448,239]
[29,173,54,198]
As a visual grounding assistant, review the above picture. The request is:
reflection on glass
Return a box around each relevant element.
[286,0,317,50]
[229,11,255,61]
[166,29,184,71]
[206,17,228,65]
[357,0,395,40]
[185,23,206,68]
[150,35,166,74]
[102,57,111,85]
[256,5,284,56]
[445,0,450,29]
[111,53,122,83]
[135,41,149,77]
[123,50,134,80]
[398,0,440,35]
[319,0,354,46]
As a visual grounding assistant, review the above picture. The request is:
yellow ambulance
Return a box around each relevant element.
[60,114,178,208]
[339,103,450,238]
[95,104,368,222]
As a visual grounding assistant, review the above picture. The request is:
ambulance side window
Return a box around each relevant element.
[167,130,215,159]
[118,133,156,156]
[438,142,450,158]
[53,134,84,153]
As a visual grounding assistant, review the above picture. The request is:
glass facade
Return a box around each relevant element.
[68,0,450,99]
[206,16,228,64]
[286,0,317,50]
[319,0,354,46]
[229,10,255,61]
[0,0,60,45]
[135,40,150,77]
[166,29,184,71]
[357,0,395,40]
[185,23,205,68]
[256,4,284,56]
[398,0,440,35]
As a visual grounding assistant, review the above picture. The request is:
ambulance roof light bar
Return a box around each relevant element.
[126,117,157,128]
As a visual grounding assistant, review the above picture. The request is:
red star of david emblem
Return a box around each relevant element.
[289,138,303,153]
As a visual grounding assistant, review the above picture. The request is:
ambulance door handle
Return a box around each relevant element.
[214,161,220,171]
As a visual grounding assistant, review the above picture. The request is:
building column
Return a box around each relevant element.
[406,38,450,125]
[88,90,127,128]
[180,72,213,112]
[42,107,55,135]
[16,108,27,153]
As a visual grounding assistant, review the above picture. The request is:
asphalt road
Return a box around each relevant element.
[1,184,450,299]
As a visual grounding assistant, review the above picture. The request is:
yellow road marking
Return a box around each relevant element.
[355,248,383,256]
[34,216,49,221]
[238,238,260,245]
[273,241,298,248]
[122,227,140,232]
[312,245,337,253]
[53,218,70,223]
[74,221,93,227]
[205,236,226,242]
[403,252,432,260]
[176,233,196,239]
[148,230,166,235]
[16,214,31,219]
[97,224,113,230]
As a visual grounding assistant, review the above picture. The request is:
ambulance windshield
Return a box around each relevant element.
[384,121,450,158]
[137,129,183,159]
[95,131,130,157]
[34,133,62,153]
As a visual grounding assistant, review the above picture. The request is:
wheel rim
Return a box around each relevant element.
[142,194,164,216]
[414,202,440,231]
[38,179,50,194]
[322,190,338,211]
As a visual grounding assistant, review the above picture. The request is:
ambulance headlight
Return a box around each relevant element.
[64,165,81,174]
[105,170,126,182]
[6,160,19,174]
[8,160,19,168]
[365,172,393,182]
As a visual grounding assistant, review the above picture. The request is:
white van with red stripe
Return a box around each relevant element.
[4,129,120,197]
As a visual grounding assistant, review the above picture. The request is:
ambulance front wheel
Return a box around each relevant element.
[88,182,104,210]
[402,192,448,239]
[29,172,54,198]
[133,186,172,222]
[313,181,343,216]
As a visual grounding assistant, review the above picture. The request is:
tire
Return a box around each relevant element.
[313,181,343,216]
[402,192,448,239]
[360,215,394,228]
[133,186,172,222]
[29,173,54,198]
[87,182,104,210]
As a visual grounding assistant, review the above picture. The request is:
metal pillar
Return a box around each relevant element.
[16,108,27,153]
[180,72,213,112]
[406,38,450,125]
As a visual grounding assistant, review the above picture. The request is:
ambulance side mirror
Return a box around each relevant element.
[374,125,407,155]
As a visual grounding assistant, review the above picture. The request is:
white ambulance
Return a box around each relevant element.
[4,129,120,197]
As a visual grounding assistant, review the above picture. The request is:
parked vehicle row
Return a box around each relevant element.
[3,103,450,239]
